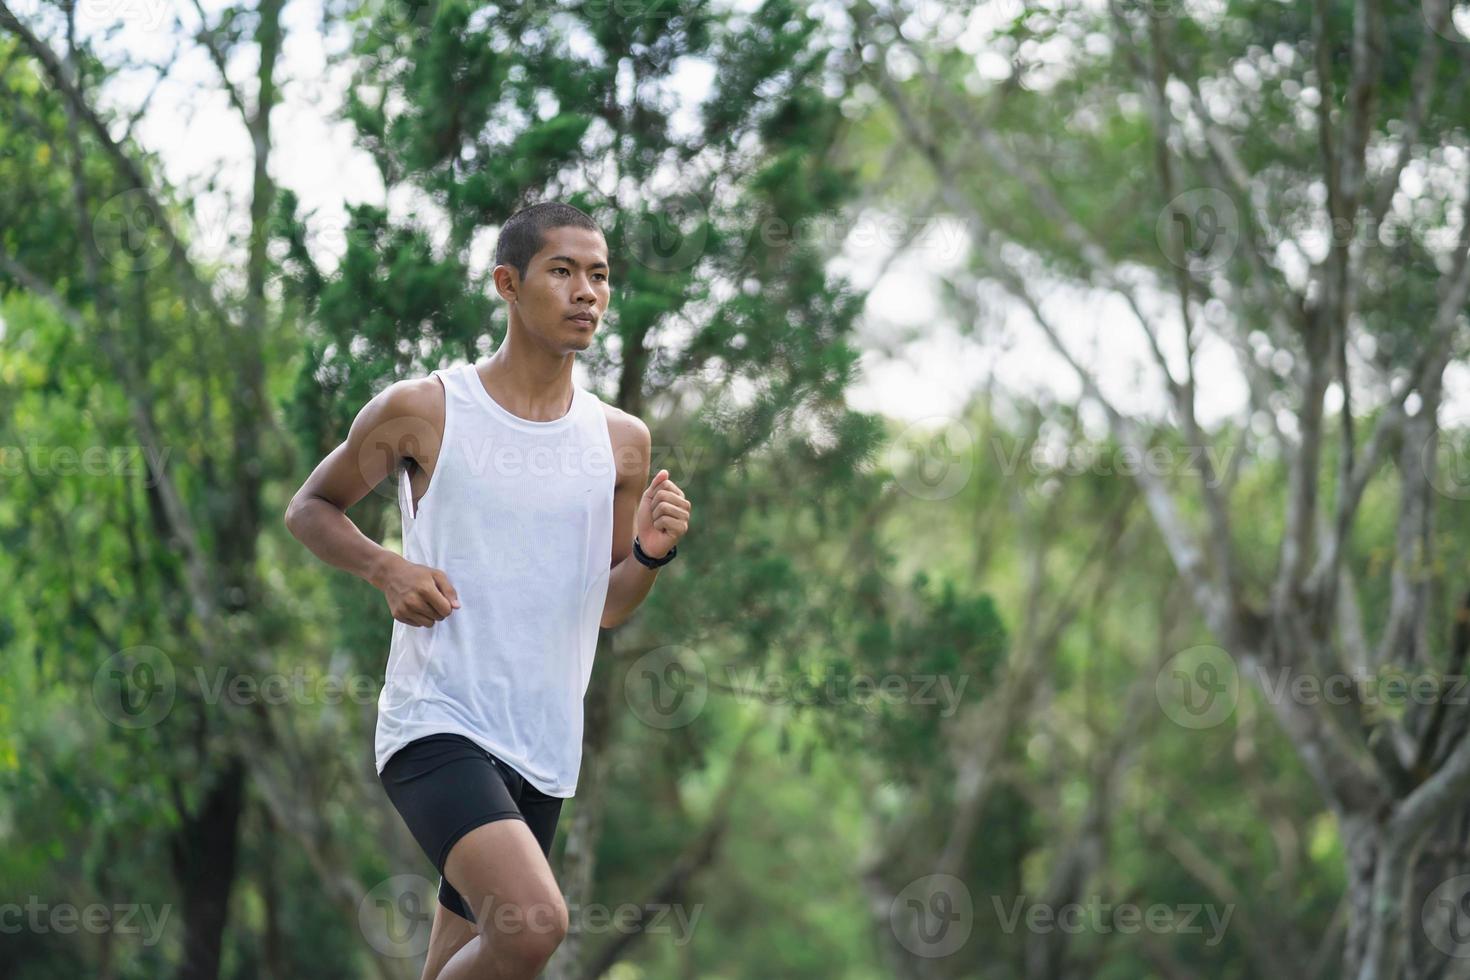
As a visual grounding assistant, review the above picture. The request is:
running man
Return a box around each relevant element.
[285,201,691,980]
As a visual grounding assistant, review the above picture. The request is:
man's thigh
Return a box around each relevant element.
[515,786,565,860]
[443,818,567,938]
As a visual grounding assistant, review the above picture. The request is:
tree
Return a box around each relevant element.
[0,3,369,977]
[849,0,1470,975]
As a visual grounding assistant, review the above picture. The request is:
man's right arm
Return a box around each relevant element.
[284,378,459,627]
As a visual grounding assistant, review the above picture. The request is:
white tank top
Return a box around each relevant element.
[373,361,616,797]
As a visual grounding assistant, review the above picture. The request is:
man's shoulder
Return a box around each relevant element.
[597,402,650,483]
[378,372,447,422]
[598,401,649,446]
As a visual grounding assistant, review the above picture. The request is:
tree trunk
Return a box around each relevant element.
[170,754,248,980]
[1407,808,1470,980]
[1342,814,1381,979]
[1343,805,1470,980]
[545,630,619,979]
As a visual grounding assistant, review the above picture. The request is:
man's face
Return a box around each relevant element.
[497,225,610,351]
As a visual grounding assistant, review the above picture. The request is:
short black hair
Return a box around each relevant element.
[494,202,603,280]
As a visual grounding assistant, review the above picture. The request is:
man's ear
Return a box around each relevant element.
[492,264,519,303]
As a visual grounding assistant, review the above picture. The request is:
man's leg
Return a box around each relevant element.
[420,898,477,980]
[429,818,568,980]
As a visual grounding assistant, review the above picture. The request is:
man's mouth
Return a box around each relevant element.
[569,313,596,324]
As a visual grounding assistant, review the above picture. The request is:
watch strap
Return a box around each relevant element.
[633,535,677,568]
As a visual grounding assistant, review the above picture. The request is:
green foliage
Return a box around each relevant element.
[7,0,1439,975]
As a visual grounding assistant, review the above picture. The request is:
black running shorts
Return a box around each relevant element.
[378,733,565,923]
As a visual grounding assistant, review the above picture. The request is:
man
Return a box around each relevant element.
[285,201,691,980]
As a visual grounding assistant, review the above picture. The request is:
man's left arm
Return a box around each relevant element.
[600,413,691,629]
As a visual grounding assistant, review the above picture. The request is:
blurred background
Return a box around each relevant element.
[3,0,1470,977]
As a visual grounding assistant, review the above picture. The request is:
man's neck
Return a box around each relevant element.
[478,345,576,421]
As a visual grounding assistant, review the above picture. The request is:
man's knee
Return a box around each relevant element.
[461,891,566,975]
[493,895,569,969]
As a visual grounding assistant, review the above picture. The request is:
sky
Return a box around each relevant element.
[14,0,1464,441]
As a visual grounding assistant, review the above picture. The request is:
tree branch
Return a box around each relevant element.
[0,0,237,330]
[188,0,251,126]
[0,253,221,628]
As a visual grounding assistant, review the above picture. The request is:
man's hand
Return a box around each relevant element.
[635,469,691,560]
[376,555,461,627]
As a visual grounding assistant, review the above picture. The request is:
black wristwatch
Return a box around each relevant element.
[633,535,678,568]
